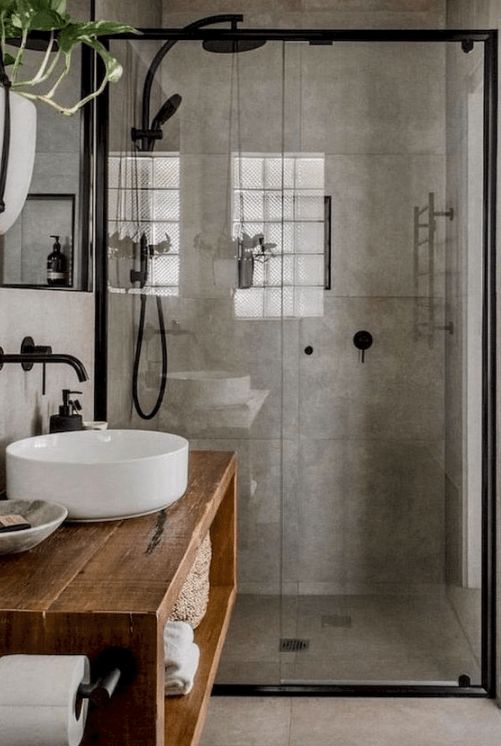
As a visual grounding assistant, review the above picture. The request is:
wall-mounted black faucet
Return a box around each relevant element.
[0,336,89,382]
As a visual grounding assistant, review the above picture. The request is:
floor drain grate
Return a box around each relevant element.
[279,638,310,652]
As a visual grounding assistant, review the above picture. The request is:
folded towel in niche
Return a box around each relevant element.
[164,620,194,657]
[164,620,200,696]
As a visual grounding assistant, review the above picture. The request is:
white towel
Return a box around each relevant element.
[164,620,194,658]
[164,621,200,696]
[165,642,200,696]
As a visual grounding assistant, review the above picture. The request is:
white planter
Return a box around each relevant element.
[0,89,36,234]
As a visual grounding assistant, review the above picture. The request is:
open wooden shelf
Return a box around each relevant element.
[0,450,237,746]
[165,585,236,746]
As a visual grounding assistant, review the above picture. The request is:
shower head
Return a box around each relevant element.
[202,39,266,53]
[151,93,182,130]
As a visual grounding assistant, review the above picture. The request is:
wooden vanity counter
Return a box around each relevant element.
[0,450,237,746]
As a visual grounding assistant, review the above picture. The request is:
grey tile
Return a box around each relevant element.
[290,698,501,746]
[282,654,480,684]
[295,439,445,586]
[281,593,480,680]
[298,297,444,442]
[216,592,480,687]
[300,42,445,155]
[0,289,94,490]
[323,154,446,298]
[200,697,291,746]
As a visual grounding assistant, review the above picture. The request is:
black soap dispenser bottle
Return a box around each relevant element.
[47,235,67,286]
[49,390,83,433]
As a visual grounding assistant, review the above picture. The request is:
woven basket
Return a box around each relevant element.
[169,533,212,629]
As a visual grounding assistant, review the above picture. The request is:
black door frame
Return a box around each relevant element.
[93,27,497,698]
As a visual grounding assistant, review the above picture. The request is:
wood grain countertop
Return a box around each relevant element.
[0,450,236,620]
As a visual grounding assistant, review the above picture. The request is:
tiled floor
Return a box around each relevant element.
[199,697,501,746]
[216,593,481,685]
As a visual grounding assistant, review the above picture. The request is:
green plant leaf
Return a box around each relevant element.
[83,37,123,83]
[4,2,137,113]
[58,20,137,52]
[51,0,66,13]
[30,9,66,29]
[71,20,138,37]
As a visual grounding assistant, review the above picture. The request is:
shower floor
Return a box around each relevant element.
[215,593,481,686]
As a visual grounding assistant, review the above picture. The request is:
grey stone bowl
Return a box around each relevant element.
[0,499,68,554]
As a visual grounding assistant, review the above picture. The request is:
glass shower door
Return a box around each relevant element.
[280,39,486,686]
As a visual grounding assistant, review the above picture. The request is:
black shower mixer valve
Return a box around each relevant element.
[353,330,373,363]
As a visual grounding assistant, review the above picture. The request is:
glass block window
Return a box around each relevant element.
[108,154,180,297]
[233,154,326,319]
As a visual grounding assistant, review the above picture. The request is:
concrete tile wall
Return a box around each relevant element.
[0,289,94,490]
[103,0,449,597]
[120,29,444,599]
[161,0,445,29]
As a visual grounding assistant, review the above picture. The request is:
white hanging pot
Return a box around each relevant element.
[0,88,36,235]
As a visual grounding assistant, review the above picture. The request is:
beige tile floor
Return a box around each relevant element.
[199,697,501,746]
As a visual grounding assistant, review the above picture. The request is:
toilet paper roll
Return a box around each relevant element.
[0,654,90,746]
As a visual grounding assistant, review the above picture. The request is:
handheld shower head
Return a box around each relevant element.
[132,93,182,151]
[151,93,183,130]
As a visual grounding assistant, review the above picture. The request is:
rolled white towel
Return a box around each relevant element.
[164,620,194,662]
[164,620,200,697]
[165,642,200,697]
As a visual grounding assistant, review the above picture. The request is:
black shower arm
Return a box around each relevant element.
[140,14,243,131]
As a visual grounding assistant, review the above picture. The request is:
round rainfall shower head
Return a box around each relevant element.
[202,39,266,53]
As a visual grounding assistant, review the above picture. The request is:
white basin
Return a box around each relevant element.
[168,370,251,408]
[6,430,189,522]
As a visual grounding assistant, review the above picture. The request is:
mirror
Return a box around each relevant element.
[0,2,93,291]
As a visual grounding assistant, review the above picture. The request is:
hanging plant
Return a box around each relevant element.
[0,0,137,115]
[0,1,136,234]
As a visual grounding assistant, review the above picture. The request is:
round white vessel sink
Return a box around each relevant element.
[168,370,251,408]
[6,430,189,522]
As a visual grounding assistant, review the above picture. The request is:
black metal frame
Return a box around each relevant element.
[93,27,497,699]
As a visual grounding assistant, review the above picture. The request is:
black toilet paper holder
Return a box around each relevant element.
[78,667,122,707]
[77,647,136,708]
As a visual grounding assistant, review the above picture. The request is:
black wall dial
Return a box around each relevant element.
[353,330,373,362]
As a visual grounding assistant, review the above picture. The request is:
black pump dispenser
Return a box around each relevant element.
[47,235,67,286]
[49,389,83,433]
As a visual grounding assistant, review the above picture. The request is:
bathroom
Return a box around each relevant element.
[0,0,500,743]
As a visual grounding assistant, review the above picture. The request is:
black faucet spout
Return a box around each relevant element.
[0,348,89,382]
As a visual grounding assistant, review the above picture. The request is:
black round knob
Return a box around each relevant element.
[353,331,373,351]
[304,346,314,355]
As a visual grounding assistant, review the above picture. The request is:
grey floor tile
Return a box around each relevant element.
[217,593,480,685]
[199,697,291,746]
[289,698,501,746]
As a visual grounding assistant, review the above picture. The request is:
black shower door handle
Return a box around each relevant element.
[324,195,332,290]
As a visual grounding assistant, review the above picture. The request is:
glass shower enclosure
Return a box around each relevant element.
[96,25,497,695]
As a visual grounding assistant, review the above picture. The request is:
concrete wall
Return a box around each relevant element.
[102,0,448,597]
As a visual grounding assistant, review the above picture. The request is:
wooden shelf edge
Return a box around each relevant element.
[164,584,236,746]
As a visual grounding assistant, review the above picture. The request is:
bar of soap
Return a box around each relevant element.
[0,514,31,532]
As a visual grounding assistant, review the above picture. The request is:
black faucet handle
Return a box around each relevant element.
[21,337,52,355]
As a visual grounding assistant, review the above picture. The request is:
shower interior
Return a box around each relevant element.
[103,25,495,692]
